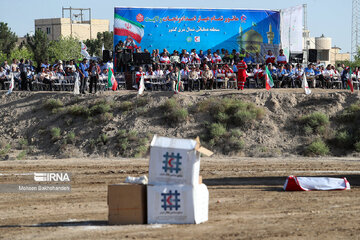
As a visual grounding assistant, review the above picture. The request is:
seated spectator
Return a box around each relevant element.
[304,64,316,87]
[276,65,287,88]
[160,53,170,64]
[284,64,296,88]
[11,59,18,72]
[41,59,50,69]
[170,50,180,64]
[188,65,200,91]
[224,64,235,89]
[180,52,190,67]
[11,66,20,90]
[277,49,287,65]
[38,67,53,91]
[244,52,255,65]
[295,64,304,88]
[135,66,146,89]
[254,52,264,65]
[222,51,231,64]
[25,68,34,91]
[0,66,6,90]
[202,64,214,90]
[190,50,201,65]
[265,50,276,65]
[323,64,334,88]
[154,65,164,77]
[2,60,11,73]
[253,64,263,88]
[212,53,222,64]
[151,49,160,63]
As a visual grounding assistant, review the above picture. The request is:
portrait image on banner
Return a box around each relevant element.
[114,7,281,56]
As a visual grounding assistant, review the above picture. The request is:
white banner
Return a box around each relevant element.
[280,5,304,58]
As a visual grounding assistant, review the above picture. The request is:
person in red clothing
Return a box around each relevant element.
[237,57,247,90]
[276,49,287,65]
[135,66,146,89]
[265,50,276,65]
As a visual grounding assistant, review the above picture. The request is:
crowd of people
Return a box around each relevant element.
[114,41,356,92]
[1,44,357,93]
[0,57,114,93]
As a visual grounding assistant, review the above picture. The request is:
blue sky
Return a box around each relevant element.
[0,0,352,52]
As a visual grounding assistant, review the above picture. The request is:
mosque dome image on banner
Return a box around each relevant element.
[237,27,263,53]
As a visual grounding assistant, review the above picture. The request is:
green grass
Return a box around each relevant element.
[44,98,64,110]
[50,127,61,141]
[0,144,11,158]
[98,133,108,145]
[209,123,226,139]
[354,141,360,152]
[162,98,188,125]
[300,112,329,135]
[90,100,112,116]
[335,130,352,148]
[67,105,90,117]
[18,138,28,150]
[338,102,360,122]
[66,131,76,144]
[198,97,265,127]
[306,139,329,156]
[119,101,133,111]
[116,130,150,157]
[16,150,27,160]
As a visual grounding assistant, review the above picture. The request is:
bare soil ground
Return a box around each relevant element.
[0,157,359,240]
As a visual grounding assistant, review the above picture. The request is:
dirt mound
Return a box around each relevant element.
[1,89,360,159]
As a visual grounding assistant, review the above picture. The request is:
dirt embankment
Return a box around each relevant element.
[1,89,360,160]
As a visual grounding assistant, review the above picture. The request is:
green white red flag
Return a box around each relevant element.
[108,68,118,91]
[114,14,144,43]
[265,66,274,91]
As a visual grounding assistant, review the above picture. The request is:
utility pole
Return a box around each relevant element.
[351,0,360,61]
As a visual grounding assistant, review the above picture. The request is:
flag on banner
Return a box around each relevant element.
[265,66,274,91]
[138,75,145,95]
[302,72,311,95]
[6,73,14,95]
[108,68,118,91]
[114,14,145,43]
[174,71,182,94]
[347,68,354,92]
[81,41,91,59]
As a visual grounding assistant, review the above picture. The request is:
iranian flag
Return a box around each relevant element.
[265,66,274,90]
[114,14,144,43]
[174,71,182,94]
[108,68,118,91]
[348,68,354,92]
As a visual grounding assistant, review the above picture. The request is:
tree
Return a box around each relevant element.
[97,31,113,50]
[84,31,113,58]
[48,36,82,62]
[0,22,18,56]
[9,47,33,62]
[26,30,49,67]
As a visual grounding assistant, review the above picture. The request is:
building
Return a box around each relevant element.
[330,47,350,65]
[35,18,109,41]
[303,32,350,66]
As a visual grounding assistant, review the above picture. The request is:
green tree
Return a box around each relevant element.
[84,31,113,57]
[26,30,49,67]
[97,31,113,50]
[9,47,33,62]
[0,22,17,56]
[48,36,82,62]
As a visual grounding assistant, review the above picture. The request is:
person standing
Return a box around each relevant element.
[78,58,89,94]
[237,57,247,90]
[19,59,27,90]
[89,60,100,94]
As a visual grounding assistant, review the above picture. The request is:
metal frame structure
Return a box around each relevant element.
[351,0,360,61]
[62,7,92,39]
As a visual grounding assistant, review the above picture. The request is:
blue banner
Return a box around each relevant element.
[114,7,280,54]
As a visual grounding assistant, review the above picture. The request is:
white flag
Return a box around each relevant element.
[101,43,105,53]
[302,72,311,95]
[73,73,80,95]
[6,73,14,95]
[138,75,145,95]
[81,41,91,59]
